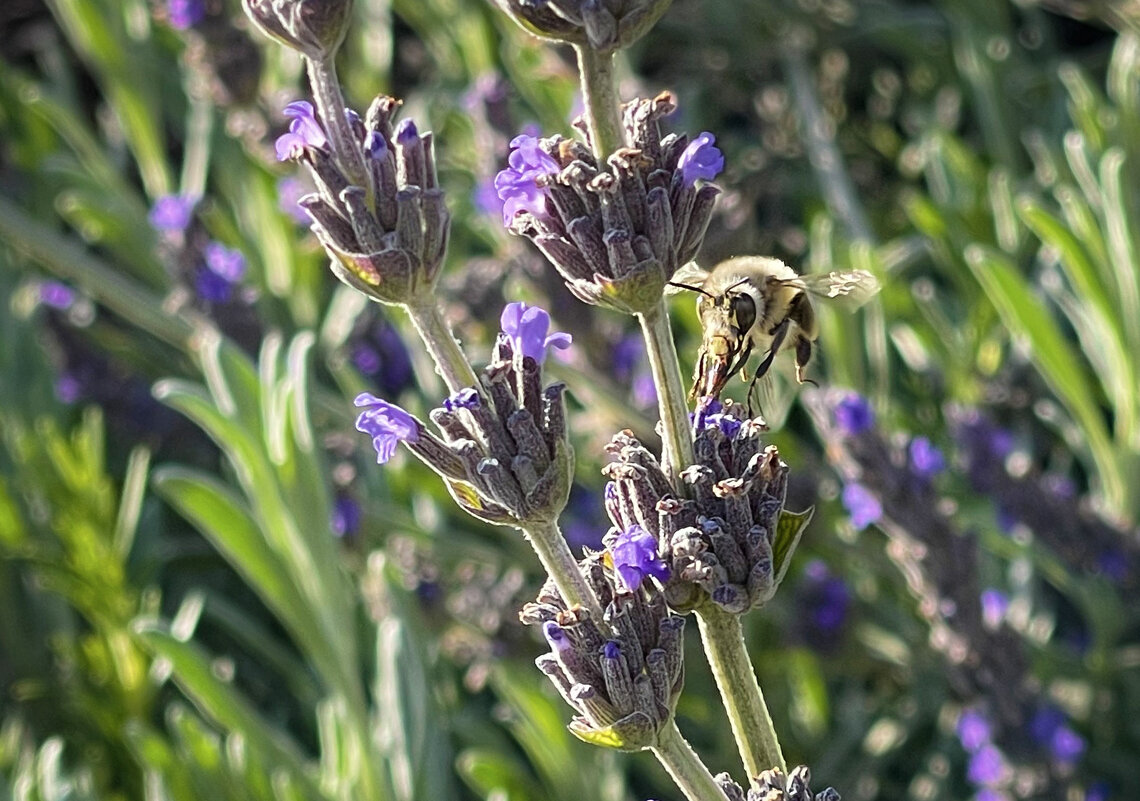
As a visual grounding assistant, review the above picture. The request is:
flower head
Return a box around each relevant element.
[494,134,559,226]
[610,525,670,591]
[834,393,874,435]
[499,302,572,363]
[275,100,328,161]
[354,393,419,463]
[841,482,881,530]
[149,194,196,232]
[242,0,352,60]
[677,132,724,185]
[168,0,205,28]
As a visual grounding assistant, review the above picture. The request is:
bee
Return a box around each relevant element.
[670,256,880,411]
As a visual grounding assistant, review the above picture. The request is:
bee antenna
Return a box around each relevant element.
[668,281,715,299]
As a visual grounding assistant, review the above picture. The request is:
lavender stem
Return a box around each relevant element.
[306,55,371,201]
[696,605,786,780]
[651,718,729,801]
[523,520,606,625]
[574,45,624,160]
[638,300,695,487]
[403,299,480,395]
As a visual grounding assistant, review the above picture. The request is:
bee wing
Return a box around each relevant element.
[791,269,880,309]
[666,262,710,295]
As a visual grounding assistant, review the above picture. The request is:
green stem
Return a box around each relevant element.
[306,56,371,197]
[522,520,605,623]
[696,605,785,779]
[638,301,694,487]
[403,299,480,395]
[650,719,727,801]
[574,45,624,160]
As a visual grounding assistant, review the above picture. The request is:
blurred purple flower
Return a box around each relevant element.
[835,393,874,435]
[562,484,606,552]
[800,560,851,636]
[331,495,361,537]
[1050,726,1085,765]
[494,133,559,225]
[841,482,881,530]
[277,177,312,224]
[909,436,945,477]
[956,709,992,752]
[1029,705,1065,744]
[611,524,669,592]
[966,744,1006,787]
[632,374,657,407]
[354,393,419,463]
[677,131,724,185]
[168,0,204,29]
[974,790,1010,801]
[351,320,414,397]
[39,281,76,310]
[474,178,502,218]
[980,589,1008,628]
[149,194,196,232]
[55,373,82,404]
[275,101,327,161]
[196,242,246,302]
[499,301,571,363]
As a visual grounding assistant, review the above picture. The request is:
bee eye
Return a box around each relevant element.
[731,293,756,334]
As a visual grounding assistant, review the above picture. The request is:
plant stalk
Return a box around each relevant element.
[574,45,624,160]
[638,301,695,487]
[523,520,605,623]
[403,299,481,396]
[651,719,728,801]
[696,605,786,779]
[306,55,371,199]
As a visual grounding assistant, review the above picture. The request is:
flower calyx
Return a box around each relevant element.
[496,93,722,316]
[520,551,685,751]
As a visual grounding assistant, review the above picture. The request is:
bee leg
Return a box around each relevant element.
[793,334,818,386]
[744,320,790,417]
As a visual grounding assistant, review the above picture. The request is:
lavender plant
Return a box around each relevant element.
[244,0,838,797]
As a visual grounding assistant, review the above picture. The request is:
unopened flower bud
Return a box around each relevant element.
[491,0,671,52]
[242,0,352,60]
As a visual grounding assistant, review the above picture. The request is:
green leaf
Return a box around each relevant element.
[963,245,1128,516]
[772,507,814,587]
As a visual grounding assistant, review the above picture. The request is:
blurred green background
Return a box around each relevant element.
[1,0,1138,799]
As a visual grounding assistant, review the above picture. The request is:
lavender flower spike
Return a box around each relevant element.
[276,100,328,161]
[499,302,572,364]
[610,524,670,592]
[354,393,419,463]
[494,134,559,226]
[677,132,724,185]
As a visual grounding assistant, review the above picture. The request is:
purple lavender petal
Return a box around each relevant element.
[354,393,419,463]
[203,242,247,282]
[677,131,724,185]
[499,301,571,363]
[39,282,77,310]
[494,133,559,226]
[966,744,1006,787]
[610,524,670,592]
[956,709,992,752]
[909,436,946,477]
